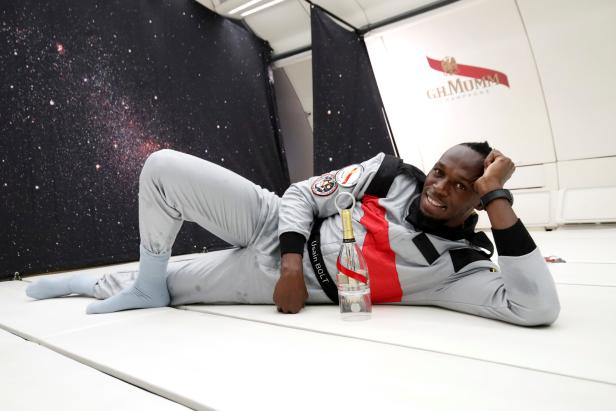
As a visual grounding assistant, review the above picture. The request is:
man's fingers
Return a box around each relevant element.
[275,297,305,314]
[484,150,497,168]
[278,306,301,314]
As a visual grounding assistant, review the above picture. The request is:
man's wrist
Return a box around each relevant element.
[281,253,303,275]
[476,181,504,197]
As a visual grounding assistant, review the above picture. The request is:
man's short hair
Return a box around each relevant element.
[459,141,492,158]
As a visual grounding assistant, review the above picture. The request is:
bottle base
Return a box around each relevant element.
[341,312,371,321]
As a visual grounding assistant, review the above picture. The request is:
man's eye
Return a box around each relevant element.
[433,168,442,176]
[456,183,466,191]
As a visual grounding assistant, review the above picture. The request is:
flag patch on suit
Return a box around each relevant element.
[335,164,363,187]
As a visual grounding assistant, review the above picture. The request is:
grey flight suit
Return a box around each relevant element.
[94,149,560,326]
[96,149,328,305]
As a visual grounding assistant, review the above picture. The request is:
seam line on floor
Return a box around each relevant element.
[177,306,616,388]
[0,323,202,411]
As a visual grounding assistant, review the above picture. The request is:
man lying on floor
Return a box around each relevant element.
[26,142,560,326]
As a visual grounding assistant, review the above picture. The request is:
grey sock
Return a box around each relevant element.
[26,274,98,300]
[86,245,170,314]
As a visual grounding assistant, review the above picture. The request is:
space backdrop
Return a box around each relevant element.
[0,0,288,278]
[311,6,396,174]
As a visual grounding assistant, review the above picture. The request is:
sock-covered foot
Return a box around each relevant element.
[86,245,170,314]
[26,277,72,299]
[26,274,100,300]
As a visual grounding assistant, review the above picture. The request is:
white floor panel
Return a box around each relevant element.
[2,225,614,410]
[528,226,616,263]
[0,337,190,411]
[549,262,616,286]
[182,283,616,385]
[0,328,24,349]
[0,280,169,343]
[38,308,616,411]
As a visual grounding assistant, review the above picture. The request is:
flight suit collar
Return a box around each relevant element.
[406,195,494,256]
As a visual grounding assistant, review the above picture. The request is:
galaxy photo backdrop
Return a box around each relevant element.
[0,0,288,279]
[311,7,396,174]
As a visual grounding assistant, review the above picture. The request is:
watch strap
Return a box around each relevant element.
[480,189,513,208]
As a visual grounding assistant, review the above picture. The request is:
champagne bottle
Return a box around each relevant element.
[336,208,372,320]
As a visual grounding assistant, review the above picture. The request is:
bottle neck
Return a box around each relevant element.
[341,209,355,242]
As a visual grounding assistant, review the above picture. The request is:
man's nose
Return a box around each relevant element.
[432,178,448,196]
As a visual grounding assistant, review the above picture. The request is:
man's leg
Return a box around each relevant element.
[25,259,195,301]
[26,274,100,299]
[87,149,279,314]
[166,248,279,305]
[61,251,275,305]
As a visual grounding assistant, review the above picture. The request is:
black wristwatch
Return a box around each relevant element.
[480,189,513,208]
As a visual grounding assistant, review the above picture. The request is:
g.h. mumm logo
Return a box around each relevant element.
[425,56,510,100]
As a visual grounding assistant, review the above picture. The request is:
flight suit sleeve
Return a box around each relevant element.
[278,152,387,255]
[425,220,561,326]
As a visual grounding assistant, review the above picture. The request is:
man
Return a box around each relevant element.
[26,142,560,326]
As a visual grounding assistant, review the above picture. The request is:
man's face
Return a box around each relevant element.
[419,145,485,227]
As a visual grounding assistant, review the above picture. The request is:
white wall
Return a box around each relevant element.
[366,0,556,169]
[517,0,616,162]
[364,0,616,227]
[517,0,616,224]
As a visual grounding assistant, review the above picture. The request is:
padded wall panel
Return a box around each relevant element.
[511,191,553,226]
[559,187,616,223]
[364,35,425,168]
[279,57,314,129]
[273,68,313,182]
[517,0,616,161]
[364,0,556,171]
[558,157,616,189]
[477,189,554,228]
[506,164,552,190]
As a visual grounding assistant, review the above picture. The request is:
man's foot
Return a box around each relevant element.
[86,244,170,314]
[26,275,98,300]
[26,277,71,299]
[86,282,169,314]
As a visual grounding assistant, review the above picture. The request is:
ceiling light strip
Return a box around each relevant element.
[240,0,287,17]
[229,0,264,15]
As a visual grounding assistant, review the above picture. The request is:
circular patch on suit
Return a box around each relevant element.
[335,164,364,187]
[311,174,338,196]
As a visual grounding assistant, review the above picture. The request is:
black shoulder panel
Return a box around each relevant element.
[412,232,440,265]
[365,154,402,198]
[449,248,492,272]
[398,163,426,185]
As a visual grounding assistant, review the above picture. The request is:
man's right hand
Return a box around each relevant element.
[273,253,308,314]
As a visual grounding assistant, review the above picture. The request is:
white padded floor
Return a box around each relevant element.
[0,329,189,411]
[1,226,615,410]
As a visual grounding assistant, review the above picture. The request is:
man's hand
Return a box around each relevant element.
[474,149,518,229]
[273,253,308,314]
[474,149,515,196]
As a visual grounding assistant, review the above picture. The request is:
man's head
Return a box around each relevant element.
[419,141,492,227]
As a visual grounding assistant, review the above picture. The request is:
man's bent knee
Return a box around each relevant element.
[140,149,179,184]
